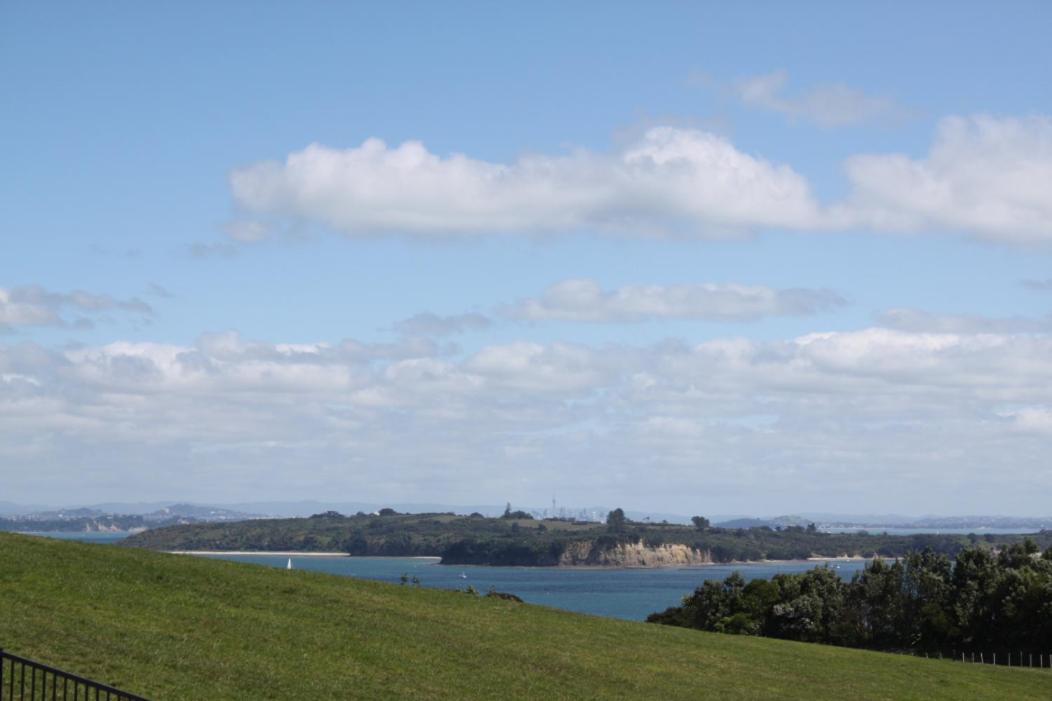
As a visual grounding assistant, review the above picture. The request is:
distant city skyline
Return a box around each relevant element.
[3,3,1052,514]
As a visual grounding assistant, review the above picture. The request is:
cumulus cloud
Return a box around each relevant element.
[229,127,821,239]
[3,327,1052,512]
[734,70,908,127]
[503,279,844,322]
[228,115,1052,245]
[840,115,1052,243]
[393,312,492,337]
[0,285,152,332]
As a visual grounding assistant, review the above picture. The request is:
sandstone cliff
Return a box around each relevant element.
[558,539,711,567]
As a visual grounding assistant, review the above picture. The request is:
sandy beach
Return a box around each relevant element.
[169,550,351,557]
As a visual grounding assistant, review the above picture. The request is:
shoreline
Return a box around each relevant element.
[170,550,354,557]
[168,550,870,568]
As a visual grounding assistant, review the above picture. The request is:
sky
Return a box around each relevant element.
[3,2,1052,515]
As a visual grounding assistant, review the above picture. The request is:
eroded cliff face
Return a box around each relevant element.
[557,540,711,567]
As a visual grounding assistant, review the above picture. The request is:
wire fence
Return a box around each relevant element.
[913,648,1052,670]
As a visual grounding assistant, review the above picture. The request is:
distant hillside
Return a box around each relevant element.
[716,514,1052,531]
[2,532,1049,700]
[122,511,1052,566]
[0,503,261,534]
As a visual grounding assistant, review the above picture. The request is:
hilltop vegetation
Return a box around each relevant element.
[3,532,1050,700]
[122,509,1052,566]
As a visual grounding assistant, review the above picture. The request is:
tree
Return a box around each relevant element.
[648,543,1052,656]
[691,516,710,531]
[501,503,534,520]
[606,508,627,533]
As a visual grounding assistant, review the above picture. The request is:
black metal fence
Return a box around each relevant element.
[0,649,149,700]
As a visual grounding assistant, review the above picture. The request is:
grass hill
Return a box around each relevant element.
[2,532,1049,700]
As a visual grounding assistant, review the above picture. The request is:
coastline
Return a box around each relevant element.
[167,551,868,567]
[446,557,873,570]
[169,550,353,557]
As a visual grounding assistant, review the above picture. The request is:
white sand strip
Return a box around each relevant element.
[169,550,350,557]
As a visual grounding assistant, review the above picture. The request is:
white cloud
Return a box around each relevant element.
[3,327,1052,512]
[504,279,844,322]
[0,285,152,332]
[841,115,1052,243]
[734,70,908,127]
[229,127,821,239]
[229,115,1052,245]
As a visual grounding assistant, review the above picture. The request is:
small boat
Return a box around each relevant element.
[287,558,293,570]
[459,572,468,579]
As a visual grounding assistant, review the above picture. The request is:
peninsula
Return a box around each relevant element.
[121,509,1052,567]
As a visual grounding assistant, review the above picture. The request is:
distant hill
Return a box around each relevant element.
[2,532,1048,700]
[716,514,1052,532]
[122,511,1052,566]
[0,503,262,534]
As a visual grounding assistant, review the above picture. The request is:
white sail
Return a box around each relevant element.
[286,557,293,570]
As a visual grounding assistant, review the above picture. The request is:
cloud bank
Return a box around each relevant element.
[229,115,1052,246]
[840,115,1052,244]
[3,327,1051,512]
[0,286,152,332]
[230,127,821,239]
[504,279,845,322]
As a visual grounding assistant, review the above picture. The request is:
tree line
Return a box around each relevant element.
[647,541,1052,658]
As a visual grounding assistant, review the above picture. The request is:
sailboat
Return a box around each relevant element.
[287,557,293,570]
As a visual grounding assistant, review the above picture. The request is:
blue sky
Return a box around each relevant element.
[3,2,1052,514]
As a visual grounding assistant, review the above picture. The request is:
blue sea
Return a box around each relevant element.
[28,531,867,621]
[198,554,867,621]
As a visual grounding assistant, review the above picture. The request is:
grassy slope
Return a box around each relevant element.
[1,533,1048,700]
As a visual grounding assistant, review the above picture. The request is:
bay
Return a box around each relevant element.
[197,553,867,621]
[14,531,134,544]
[25,531,869,621]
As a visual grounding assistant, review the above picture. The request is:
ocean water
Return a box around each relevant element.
[196,554,867,621]
[15,530,134,544]
[821,527,1040,535]
[24,531,867,621]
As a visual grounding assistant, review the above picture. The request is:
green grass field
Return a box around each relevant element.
[1,532,1048,700]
